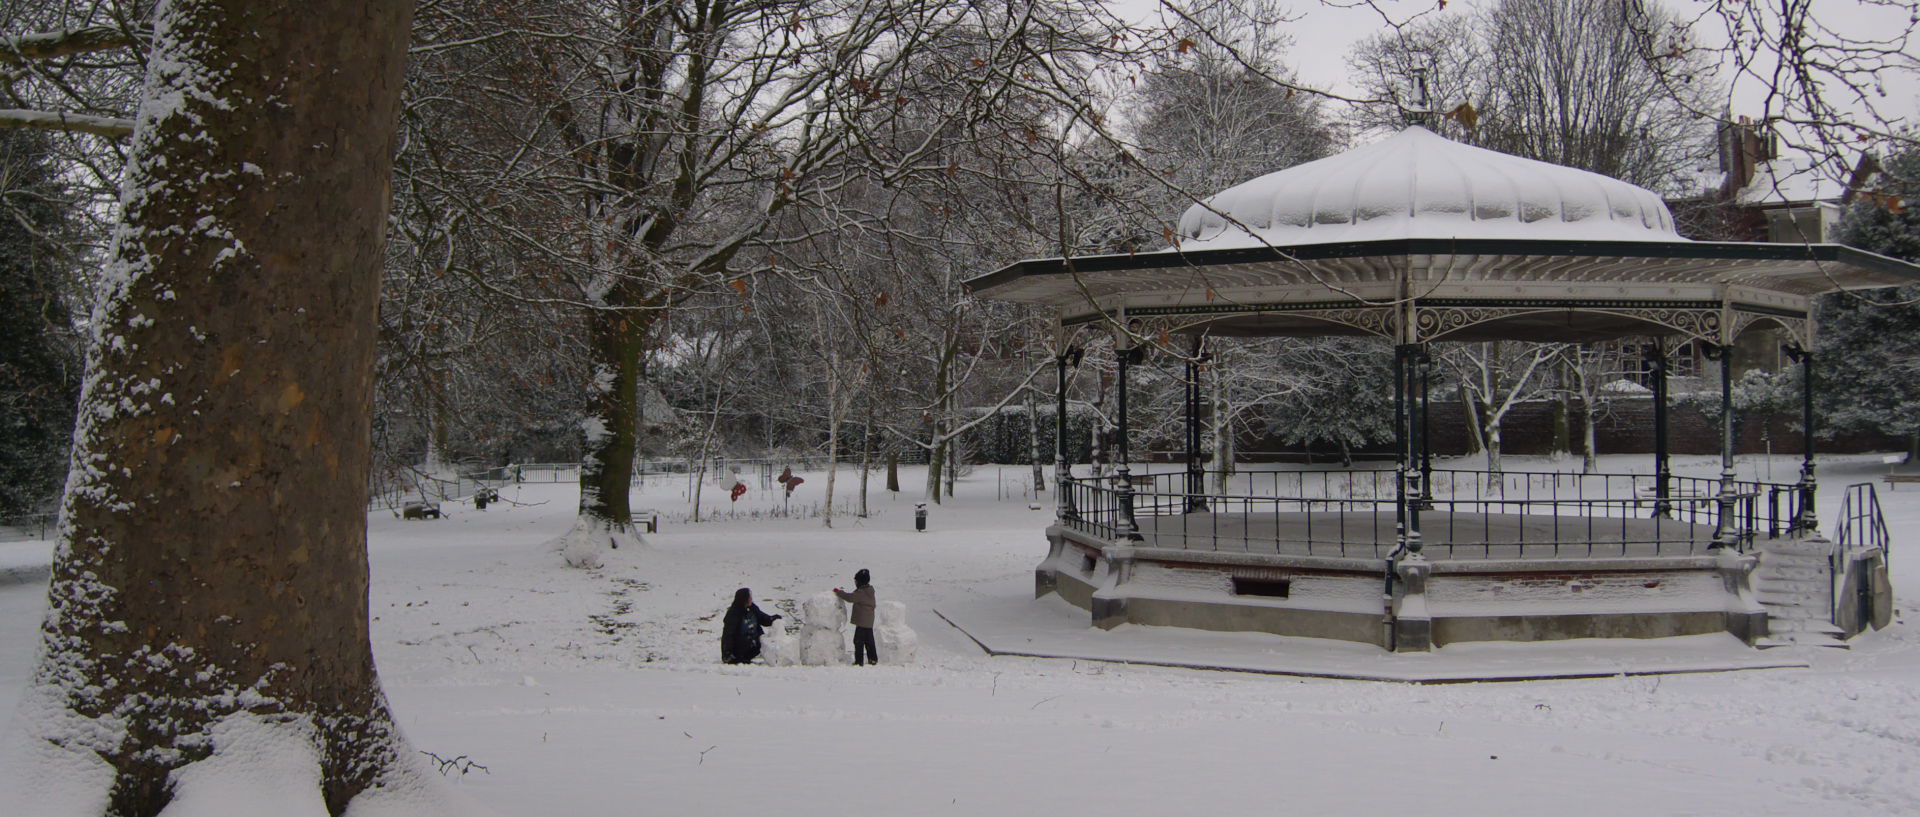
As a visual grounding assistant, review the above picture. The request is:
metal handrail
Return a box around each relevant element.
[1838,482,1890,555]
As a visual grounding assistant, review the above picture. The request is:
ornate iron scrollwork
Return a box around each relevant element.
[1413,304,1724,342]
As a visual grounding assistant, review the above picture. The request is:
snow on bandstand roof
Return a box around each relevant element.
[1176,126,1682,249]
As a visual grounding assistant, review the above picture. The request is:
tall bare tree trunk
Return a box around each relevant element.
[1581,396,1599,473]
[1210,361,1235,493]
[689,388,724,524]
[944,397,959,498]
[6,1,431,813]
[925,345,950,503]
[1459,386,1485,455]
[858,395,873,517]
[823,351,842,527]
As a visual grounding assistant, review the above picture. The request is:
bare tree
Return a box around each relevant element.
[1345,0,1717,193]
[398,0,1128,563]
[1443,341,1563,480]
[1669,0,1920,185]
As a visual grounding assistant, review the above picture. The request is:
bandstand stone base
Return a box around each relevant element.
[1038,523,1771,653]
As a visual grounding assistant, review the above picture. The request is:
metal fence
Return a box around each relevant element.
[0,512,56,542]
[1059,467,1806,558]
[368,455,917,510]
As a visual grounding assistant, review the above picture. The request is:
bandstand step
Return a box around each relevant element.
[1754,539,1848,648]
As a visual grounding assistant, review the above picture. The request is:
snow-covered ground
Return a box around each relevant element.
[4,454,1920,815]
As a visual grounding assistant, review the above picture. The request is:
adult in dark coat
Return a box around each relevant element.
[721,587,781,664]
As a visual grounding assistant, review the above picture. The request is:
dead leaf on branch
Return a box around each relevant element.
[1446,101,1479,130]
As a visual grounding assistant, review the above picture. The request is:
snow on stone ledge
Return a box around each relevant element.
[1176,126,1684,249]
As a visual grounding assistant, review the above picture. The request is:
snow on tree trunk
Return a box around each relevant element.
[0,1,447,813]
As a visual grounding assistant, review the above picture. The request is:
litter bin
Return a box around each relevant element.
[914,503,928,532]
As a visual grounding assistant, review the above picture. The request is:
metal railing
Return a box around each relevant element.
[1058,467,1805,558]
[1834,482,1889,626]
[1838,482,1889,555]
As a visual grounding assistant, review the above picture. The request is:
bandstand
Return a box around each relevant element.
[967,127,1914,652]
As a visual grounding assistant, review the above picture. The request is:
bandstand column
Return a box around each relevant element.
[1711,342,1739,548]
[1185,335,1206,513]
[1393,343,1424,553]
[1055,344,1074,521]
[1786,342,1817,533]
[1115,342,1144,541]
[1419,347,1434,503]
[1650,343,1671,517]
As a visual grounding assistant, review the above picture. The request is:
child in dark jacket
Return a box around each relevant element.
[721,587,781,664]
[833,569,878,666]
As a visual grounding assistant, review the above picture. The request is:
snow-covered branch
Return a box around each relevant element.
[0,108,133,138]
[0,25,135,64]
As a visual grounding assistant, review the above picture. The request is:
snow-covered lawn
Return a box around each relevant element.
[5,455,1920,815]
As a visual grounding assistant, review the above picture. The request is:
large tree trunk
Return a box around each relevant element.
[6,1,432,813]
[559,308,649,564]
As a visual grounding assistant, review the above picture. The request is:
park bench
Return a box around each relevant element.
[1880,454,1917,489]
[1882,474,1920,490]
[401,500,442,520]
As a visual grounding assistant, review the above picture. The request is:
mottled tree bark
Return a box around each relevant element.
[576,308,646,531]
[9,0,424,814]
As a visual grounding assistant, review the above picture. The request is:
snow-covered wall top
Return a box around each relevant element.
[1176,127,1683,249]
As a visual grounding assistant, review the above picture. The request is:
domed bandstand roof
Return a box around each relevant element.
[969,128,1920,344]
[1178,126,1680,247]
